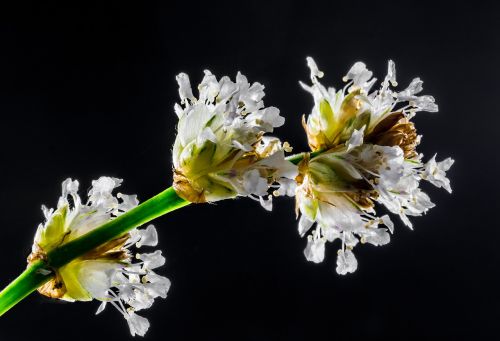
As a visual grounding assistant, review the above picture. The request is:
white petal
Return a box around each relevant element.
[276,178,297,197]
[128,290,155,311]
[176,72,194,103]
[336,249,358,275]
[243,170,268,196]
[232,140,253,152]
[304,237,325,263]
[414,95,438,112]
[198,127,217,144]
[174,103,184,118]
[117,193,139,212]
[95,301,107,315]
[258,195,273,211]
[136,225,159,248]
[298,215,314,236]
[144,272,171,299]
[306,57,324,80]
[61,178,79,199]
[399,78,423,98]
[386,60,397,87]
[137,250,166,270]
[76,261,120,300]
[125,312,150,337]
[380,215,394,233]
[198,70,219,103]
[343,231,359,248]
[346,125,365,152]
[343,61,373,88]
[92,177,121,194]
[362,228,391,246]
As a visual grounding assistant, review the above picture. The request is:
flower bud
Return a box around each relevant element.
[172,70,297,208]
[29,177,170,336]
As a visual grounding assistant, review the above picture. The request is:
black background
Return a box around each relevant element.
[0,1,498,340]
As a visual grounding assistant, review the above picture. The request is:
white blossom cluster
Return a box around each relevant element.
[172,70,297,209]
[29,177,170,336]
[296,58,453,274]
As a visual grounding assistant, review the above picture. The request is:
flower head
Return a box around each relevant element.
[296,58,453,274]
[172,70,297,209]
[28,177,170,336]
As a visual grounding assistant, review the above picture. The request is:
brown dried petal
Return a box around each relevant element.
[173,170,206,203]
[37,271,66,299]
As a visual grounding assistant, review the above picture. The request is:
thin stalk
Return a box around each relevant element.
[49,187,189,268]
[285,150,320,165]
[0,260,52,316]
[0,151,311,317]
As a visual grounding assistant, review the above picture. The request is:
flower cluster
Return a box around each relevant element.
[296,58,453,274]
[28,177,170,336]
[172,70,297,209]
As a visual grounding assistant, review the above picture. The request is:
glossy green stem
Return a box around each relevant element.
[49,187,189,268]
[0,260,52,316]
[286,149,322,165]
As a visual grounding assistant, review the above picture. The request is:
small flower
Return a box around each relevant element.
[28,177,170,337]
[421,154,454,193]
[172,70,297,209]
[295,58,453,274]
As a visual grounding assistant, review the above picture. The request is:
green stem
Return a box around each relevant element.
[49,187,189,268]
[0,260,52,316]
[0,151,311,317]
[285,150,321,165]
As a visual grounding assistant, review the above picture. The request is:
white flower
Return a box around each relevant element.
[295,58,453,274]
[172,70,297,208]
[125,312,150,337]
[304,235,325,263]
[421,154,455,193]
[29,177,170,337]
